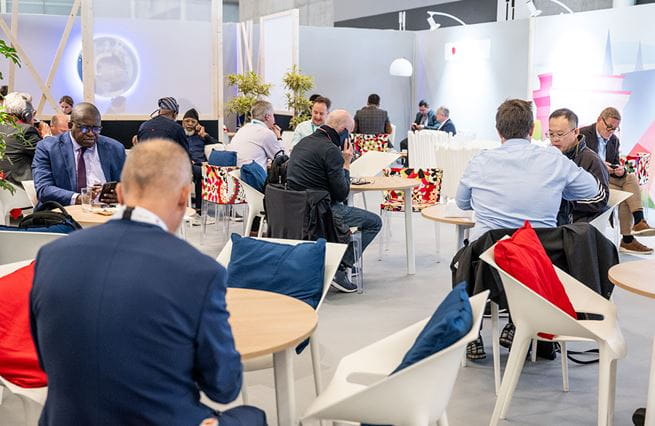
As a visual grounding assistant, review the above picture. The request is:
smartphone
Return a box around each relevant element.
[98,181,118,203]
[609,164,619,169]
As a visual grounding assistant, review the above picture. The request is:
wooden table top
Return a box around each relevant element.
[67,205,196,227]
[421,204,475,227]
[608,260,655,299]
[227,288,317,359]
[350,176,421,191]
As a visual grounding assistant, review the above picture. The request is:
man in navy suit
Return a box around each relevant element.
[30,140,266,425]
[435,106,457,135]
[32,102,125,206]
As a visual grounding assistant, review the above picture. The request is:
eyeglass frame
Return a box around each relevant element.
[545,127,576,141]
[72,121,102,135]
[601,116,620,132]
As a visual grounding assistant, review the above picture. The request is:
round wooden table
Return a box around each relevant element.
[66,205,196,228]
[421,204,474,250]
[227,288,317,426]
[609,260,655,425]
[349,176,421,275]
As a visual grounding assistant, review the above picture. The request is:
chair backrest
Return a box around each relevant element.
[228,170,264,213]
[305,291,488,425]
[478,243,598,341]
[351,133,390,159]
[21,181,38,208]
[281,131,295,154]
[0,231,66,264]
[0,183,32,225]
[381,167,443,210]
[349,151,401,178]
[389,123,397,147]
[216,237,347,311]
[201,164,246,205]
[589,189,631,235]
[204,143,225,161]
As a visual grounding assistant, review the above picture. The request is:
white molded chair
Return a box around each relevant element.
[389,123,397,148]
[228,169,266,237]
[204,143,225,161]
[217,237,347,403]
[479,242,626,426]
[589,189,632,246]
[302,291,489,426]
[0,183,31,225]
[21,180,38,208]
[281,131,295,154]
[0,231,66,264]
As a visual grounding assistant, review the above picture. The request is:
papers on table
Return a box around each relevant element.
[350,151,401,178]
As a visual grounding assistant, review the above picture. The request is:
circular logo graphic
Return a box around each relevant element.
[77,36,139,98]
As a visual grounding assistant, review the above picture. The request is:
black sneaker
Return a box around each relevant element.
[331,269,357,293]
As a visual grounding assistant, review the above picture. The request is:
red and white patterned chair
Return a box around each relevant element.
[201,164,246,236]
[351,133,391,159]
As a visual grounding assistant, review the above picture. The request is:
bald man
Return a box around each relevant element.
[31,140,266,426]
[49,114,69,136]
[287,109,382,293]
[33,102,125,206]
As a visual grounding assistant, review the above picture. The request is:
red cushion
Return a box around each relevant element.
[494,221,576,339]
[0,261,47,388]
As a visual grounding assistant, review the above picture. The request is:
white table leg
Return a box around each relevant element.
[456,225,466,250]
[645,338,655,426]
[403,188,415,275]
[273,348,296,425]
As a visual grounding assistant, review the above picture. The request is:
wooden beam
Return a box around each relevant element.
[0,19,60,111]
[36,0,81,116]
[7,0,18,91]
[81,0,95,102]
[211,0,223,129]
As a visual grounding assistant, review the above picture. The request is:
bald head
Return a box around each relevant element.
[326,109,354,133]
[50,114,69,136]
[71,102,101,123]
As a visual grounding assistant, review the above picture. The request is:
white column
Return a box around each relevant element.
[210,0,224,133]
[81,0,95,103]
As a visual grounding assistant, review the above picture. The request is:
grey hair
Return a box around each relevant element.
[251,100,274,121]
[4,92,32,116]
[437,106,450,118]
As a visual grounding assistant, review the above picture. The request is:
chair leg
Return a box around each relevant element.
[361,192,368,210]
[491,328,532,425]
[561,341,569,392]
[437,411,449,426]
[434,222,441,263]
[378,210,385,260]
[530,340,537,363]
[201,201,209,236]
[257,216,265,238]
[491,302,501,395]
[309,337,323,396]
[597,347,617,426]
[240,375,249,404]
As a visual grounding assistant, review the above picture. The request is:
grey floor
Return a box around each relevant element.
[188,194,655,426]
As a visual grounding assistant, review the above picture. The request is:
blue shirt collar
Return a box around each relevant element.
[502,138,530,147]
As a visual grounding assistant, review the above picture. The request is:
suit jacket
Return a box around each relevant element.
[353,105,391,134]
[414,109,439,130]
[30,219,242,425]
[579,123,620,165]
[438,118,457,135]
[32,133,125,206]
[0,122,41,185]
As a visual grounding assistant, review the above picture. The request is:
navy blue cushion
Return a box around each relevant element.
[240,161,267,193]
[392,282,473,374]
[208,149,237,166]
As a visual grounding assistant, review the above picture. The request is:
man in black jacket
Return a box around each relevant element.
[580,107,655,254]
[548,108,608,224]
[287,110,382,292]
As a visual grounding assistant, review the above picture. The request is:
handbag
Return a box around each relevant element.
[16,201,82,234]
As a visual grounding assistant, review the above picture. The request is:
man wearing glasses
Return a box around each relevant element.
[33,102,126,206]
[580,107,655,254]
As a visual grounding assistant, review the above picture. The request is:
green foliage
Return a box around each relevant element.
[225,71,272,121]
[0,42,20,194]
[283,65,313,130]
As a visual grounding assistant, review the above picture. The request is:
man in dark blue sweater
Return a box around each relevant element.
[137,97,189,154]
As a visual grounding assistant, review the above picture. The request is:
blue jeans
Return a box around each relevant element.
[331,202,382,267]
[214,405,267,425]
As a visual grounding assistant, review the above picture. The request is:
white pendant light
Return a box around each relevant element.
[389,58,413,77]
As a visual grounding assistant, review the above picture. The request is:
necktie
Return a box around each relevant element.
[76,147,87,193]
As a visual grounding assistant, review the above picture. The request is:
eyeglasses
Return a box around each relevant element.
[73,121,102,135]
[546,128,576,141]
[601,117,620,132]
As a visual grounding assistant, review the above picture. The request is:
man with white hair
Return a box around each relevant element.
[227,100,283,169]
[287,109,382,292]
[0,92,43,185]
[31,139,266,425]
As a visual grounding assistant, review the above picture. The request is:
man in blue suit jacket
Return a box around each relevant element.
[435,106,457,136]
[30,140,266,425]
[411,100,439,131]
[32,102,125,206]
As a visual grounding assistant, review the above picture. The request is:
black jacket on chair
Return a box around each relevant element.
[450,223,618,309]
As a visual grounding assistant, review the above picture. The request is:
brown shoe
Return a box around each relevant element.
[633,220,655,237]
[620,239,654,255]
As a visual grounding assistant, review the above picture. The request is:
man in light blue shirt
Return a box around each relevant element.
[291,96,331,147]
[456,99,601,242]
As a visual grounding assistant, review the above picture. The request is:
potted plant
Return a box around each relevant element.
[283,65,313,130]
[0,39,21,194]
[226,71,271,127]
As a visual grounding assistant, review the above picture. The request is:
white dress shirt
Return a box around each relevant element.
[111,205,168,232]
[227,119,284,169]
[71,132,106,204]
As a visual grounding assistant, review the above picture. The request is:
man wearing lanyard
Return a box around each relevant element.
[291,96,331,147]
[227,100,284,169]
[580,107,655,254]
[30,140,266,426]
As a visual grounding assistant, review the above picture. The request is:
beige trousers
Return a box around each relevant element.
[609,173,643,235]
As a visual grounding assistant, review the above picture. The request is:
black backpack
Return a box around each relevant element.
[266,150,289,186]
[17,201,82,233]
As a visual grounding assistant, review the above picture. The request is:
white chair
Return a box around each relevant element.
[302,291,489,426]
[0,231,66,264]
[389,123,397,148]
[0,183,31,225]
[228,170,266,237]
[216,237,347,403]
[590,189,632,246]
[204,143,225,161]
[21,180,38,208]
[479,243,626,426]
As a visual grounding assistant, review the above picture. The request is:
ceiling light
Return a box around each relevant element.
[426,11,467,31]
[389,58,413,77]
